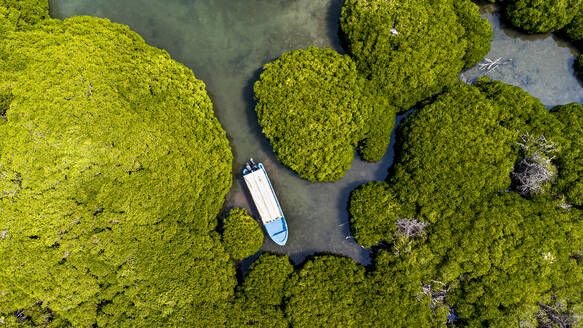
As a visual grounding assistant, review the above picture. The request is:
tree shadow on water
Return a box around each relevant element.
[326,0,347,54]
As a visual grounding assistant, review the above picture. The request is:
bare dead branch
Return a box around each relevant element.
[418,282,449,309]
[536,300,577,328]
[557,201,572,211]
[479,57,512,72]
[517,132,558,156]
[396,218,427,239]
[511,132,558,197]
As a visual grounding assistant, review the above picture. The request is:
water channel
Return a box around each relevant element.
[49,0,582,270]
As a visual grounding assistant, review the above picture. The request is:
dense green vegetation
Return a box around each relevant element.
[454,0,495,69]
[494,0,583,43]
[350,79,581,244]
[0,0,48,33]
[340,0,492,110]
[284,256,369,327]
[577,55,583,74]
[566,11,583,40]
[4,0,583,327]
[0,4,237,326]
[506,0,583,33]
[255,0,490,182]
[222,208,263,260]
[349,80,583,326]
[254,47,394,182]
[229,254,293,328]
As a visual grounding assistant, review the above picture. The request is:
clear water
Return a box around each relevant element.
[463,4,582,107]
[49,0,582,269]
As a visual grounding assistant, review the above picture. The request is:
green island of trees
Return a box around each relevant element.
[254,0,491,182]
[0,2,236,326]
[340,0,492,110]
[489,0,583,42]
[506,0,583,33]
[254,47,393,182]
[222,208,263,260]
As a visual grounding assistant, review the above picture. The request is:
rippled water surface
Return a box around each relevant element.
[50,0,582,268]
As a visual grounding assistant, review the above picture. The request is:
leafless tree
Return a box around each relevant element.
[418,281,449,309]
[417,281,459,323]
[392,218,427,255]
[535,300,579,328]
[516,132,557,154]
[511,132,558,197]
[396,218,427,239]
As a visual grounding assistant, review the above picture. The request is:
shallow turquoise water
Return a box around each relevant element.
[49,0,582,267]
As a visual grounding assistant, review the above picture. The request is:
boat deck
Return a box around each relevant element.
[243,167,282,224]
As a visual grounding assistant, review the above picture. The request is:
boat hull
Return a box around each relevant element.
[243,163,288,246]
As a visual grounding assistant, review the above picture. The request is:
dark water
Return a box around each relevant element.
[49,0,582,268]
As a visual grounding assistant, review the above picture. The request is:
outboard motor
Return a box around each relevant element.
[245,163,252,172]
[250,158,258,170]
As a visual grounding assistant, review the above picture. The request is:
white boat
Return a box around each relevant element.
[242,159,288,245]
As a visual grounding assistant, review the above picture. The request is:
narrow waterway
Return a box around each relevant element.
[50,0,582,269]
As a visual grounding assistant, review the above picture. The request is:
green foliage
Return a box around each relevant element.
[349,181,404,248]
[0,0,48,33]
[222,208,263,260]
[546,103,583,206]
[565,11,583,40]
[0,88,11,116]
[431,194,583,327]
[349,80,561,245]
[254,0,490,182]
[506,0,583,33]
[348,80,583,325]
[366,250,447,327]
[229,253,293,328]
[254,46,394,182]
[454,0,494,69]
[0,16,235,326]
[240,253,293,306]
[357,86,396,162]
[284,256,370,328]
[340,0,488,110]
[390,83,513,219]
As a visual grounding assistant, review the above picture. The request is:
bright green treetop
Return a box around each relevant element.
[0,0,48,33]
[340,0,491,110]
[454,0,494,69]
[546,103,583,207]
[222,208,264,260]
[254,46,394,182]
[438,194,583,327]
[506,0,583,33]
[0,13,235,327]
[229,253,294,328]
[284,256,370,328]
